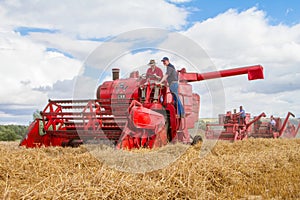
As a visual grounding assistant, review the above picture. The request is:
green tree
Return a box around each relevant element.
[0,125,27,141]
[0,127,18,141]
[198,120,207,131]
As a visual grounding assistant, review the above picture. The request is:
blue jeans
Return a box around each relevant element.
[170,82,185,117]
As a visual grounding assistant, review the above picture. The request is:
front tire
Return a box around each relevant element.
[191,135,202,145]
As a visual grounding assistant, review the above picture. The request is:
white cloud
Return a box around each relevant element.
[0,0,188,38]
[183,7,300,117]
[185,7,300,64]
[0,31,81,86]
[27,33,100,60]
[0,30,82,114]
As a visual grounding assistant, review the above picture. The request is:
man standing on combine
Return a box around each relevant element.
[237,105,246,125]
[269,115,277,131]
[158,57,184,118]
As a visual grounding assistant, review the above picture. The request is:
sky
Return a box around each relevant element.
[0,0,299,125]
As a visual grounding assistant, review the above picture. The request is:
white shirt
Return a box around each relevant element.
[270,119,276,126]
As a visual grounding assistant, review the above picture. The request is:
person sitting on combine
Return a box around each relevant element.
[146,59,163,82]
[286,121,295,135]
[269,115,277,131]
[237,106,246,125]
[158,57,185,118]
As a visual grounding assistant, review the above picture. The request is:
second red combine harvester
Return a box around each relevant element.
[20,64,264,149]
[205,110,267,141]
[252,112,299,139]
[206,110,299,141]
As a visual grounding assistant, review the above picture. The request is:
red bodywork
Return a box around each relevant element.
[206,111,299,141]
[20,65,264,148]
[252,112,299,138]
[206,111,266,141]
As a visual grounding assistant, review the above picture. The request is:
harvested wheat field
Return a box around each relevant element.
[1,139,300,199]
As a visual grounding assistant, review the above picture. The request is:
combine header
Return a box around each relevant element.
[20,65,264,149]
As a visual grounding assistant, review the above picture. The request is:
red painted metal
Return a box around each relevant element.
[116,100,167,149]
[206,110,299,141]
[206,111,266,141]
[19,119,44,147]
[179,65,264,82]
[20,65,264,148]
[278,112,295,137]
[248,112,298,139]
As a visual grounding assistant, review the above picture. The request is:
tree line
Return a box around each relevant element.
[0,125,28,141]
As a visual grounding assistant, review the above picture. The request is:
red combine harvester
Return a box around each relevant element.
[252,112,300,139]
[20,65,264,149]
[206,111,299,141]
[205,110,267,141]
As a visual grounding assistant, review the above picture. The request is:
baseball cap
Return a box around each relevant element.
[161,57,169,62]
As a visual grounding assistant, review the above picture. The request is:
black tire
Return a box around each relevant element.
[68,139,83,148]
[191,135,202,145]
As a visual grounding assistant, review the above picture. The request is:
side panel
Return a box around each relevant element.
[184,93,200,129]
[20,119,49,147]
[178,82,193,116]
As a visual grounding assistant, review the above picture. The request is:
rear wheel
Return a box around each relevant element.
[68,139,83,147]
[191,135,202,145]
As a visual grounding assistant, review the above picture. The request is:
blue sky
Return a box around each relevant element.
[0,0,299,124]
[177,0,300,26]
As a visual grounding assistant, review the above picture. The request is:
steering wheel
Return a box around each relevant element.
[140,73,147,79]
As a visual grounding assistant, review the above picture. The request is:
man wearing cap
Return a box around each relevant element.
[158,57,184,118]
[237,105,246,125]
[269,115,277,131]
[146,59,163,81]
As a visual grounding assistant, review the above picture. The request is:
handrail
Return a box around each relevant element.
[279,112,295,137]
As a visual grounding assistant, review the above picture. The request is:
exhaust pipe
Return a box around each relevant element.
[112,68,120,80]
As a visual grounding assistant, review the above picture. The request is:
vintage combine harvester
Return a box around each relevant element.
[251,112,300,139]
[205,110,267,141]
[206,111,299,141]
[20,64,264,149]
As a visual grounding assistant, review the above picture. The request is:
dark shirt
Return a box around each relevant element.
[166,63,178,85]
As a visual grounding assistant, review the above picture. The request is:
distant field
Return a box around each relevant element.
[200,118,218,123]
[1,139,300,199]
